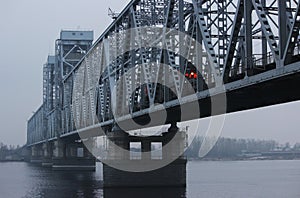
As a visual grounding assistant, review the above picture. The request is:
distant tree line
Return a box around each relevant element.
[186,137,300,160]
[1,139,300,161]
[0,142,23,161]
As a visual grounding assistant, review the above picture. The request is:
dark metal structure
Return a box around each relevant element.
[27,0,300,152]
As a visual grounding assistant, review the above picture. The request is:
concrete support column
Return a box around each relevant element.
[103,122,187,187]
[141,140,151,160]
[65,144,76,158]
[103,157,187,187]
[42,142,53,167]
[30,145,43,163]
[84,145,93,158]
[53,140,65,158]
[31,146,38,157]
[162,122,185,159]
[64,143,91,158]
[42,143,48,157]
[107,125,129,160]
[42,142,53,158]
[52,140,95,171]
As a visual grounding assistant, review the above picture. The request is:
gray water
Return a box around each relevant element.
[0,160,299,198]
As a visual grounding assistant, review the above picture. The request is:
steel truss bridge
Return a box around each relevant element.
[28,0,300,148]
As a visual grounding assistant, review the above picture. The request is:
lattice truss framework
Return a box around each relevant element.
[28,0,300,144]
[73,0,300,130]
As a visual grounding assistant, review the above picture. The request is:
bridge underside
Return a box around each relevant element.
[72,62,300,139]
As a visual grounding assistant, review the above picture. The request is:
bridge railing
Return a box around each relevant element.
[252,52,275,70]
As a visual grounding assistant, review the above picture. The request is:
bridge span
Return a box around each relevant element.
[26,0,300,187]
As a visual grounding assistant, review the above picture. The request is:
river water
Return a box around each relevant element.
[0,160,299,198]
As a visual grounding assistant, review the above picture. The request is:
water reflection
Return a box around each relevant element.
[20,163,186,198]
[2,160,298,197]
[104,187,186,198]
[23,169,103,198]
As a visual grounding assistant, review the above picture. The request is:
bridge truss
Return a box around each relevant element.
[28,0,300,145]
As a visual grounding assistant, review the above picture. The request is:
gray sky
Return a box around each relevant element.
[0,0,299,146]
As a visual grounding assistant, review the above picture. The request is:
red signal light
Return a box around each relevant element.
[185,71,198,79]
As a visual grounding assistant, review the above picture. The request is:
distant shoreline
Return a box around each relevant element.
[188,157,300,162]
[0,159,24,162]
[0,158,300,163]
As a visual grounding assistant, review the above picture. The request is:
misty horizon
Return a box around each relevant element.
[1,0,300,146]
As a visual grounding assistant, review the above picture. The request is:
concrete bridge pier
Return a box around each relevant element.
[141,139,151,160]
[30,144,44,164]
[106,125,130,160]
[103,123,187,187]
[162,123,186,160]
[41,142,53,167]
[51,139,96,171]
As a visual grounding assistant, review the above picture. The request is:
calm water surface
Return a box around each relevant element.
[0,160,299,198]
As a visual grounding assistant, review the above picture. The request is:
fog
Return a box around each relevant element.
[0,0,299,146]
